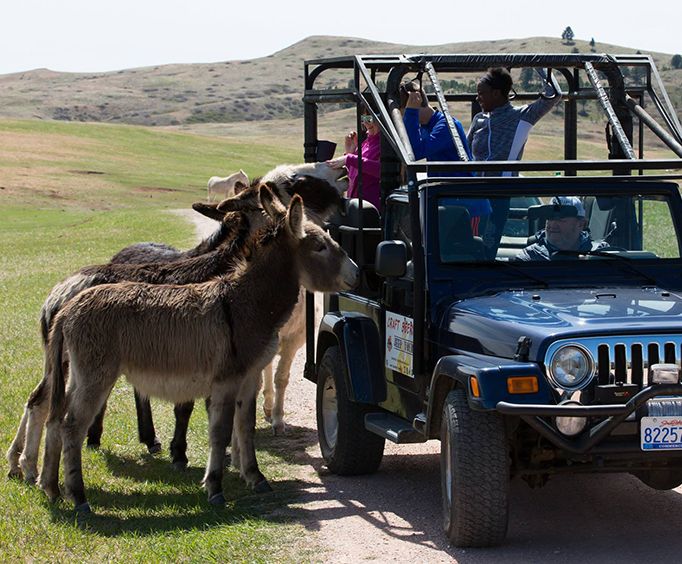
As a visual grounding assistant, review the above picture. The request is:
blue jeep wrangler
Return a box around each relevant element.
[302,53,682,547]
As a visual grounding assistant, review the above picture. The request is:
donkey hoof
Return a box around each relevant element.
[147,440,162,455]
[75,502,91,514]
[254,479,273,494]
[43,487,61,503]
[86,441,101,450]
[172,460,188,472]
[7,467,23,480]
[271,422,286,436]
[208,492,225,506]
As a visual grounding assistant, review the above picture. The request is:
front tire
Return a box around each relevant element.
[441,388,509,547]
[316,346,384,475]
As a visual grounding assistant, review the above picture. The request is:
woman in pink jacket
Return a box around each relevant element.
[326,110,382,210]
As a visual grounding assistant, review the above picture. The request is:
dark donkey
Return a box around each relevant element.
[39,186,358,512]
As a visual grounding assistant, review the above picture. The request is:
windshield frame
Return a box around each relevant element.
[422,178,682,302]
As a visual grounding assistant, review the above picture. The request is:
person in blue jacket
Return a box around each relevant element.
[400,80,491,236]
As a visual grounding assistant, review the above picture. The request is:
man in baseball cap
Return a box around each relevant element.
[516,196,606,260]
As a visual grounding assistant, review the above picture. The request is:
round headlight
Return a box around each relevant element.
[548,344,594,390]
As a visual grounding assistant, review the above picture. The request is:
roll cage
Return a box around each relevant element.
[303,53,682,379]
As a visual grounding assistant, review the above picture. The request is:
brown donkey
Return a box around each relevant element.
[7,167,345,482]
[39,187,358,512]
[7,200,258,484]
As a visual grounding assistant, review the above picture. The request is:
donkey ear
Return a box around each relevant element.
[216,188,255,213]
[259,184,286,219]
[286,194,305,239]
[192,202,225,221]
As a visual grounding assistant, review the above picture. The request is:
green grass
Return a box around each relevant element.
[0,119,318,562]
[0,118,299,210]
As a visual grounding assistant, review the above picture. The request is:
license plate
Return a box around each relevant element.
[640,416,682,450]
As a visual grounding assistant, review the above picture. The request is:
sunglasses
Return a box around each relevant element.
[360,115,375,124]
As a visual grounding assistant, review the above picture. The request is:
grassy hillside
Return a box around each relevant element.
[0,119,301,210]
[1,35,680,128]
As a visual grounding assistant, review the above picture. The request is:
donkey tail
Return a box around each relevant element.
[46,315,67,422]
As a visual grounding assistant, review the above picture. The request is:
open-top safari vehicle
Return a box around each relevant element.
[301,53,682,546]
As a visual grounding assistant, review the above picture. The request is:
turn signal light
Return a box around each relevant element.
[470,376,481,398]
[507,376,539,394]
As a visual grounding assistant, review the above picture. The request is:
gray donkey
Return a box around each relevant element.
[40,186,358,512]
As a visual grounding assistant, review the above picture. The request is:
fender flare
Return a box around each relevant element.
[315,311,387,405]
[425,354,551,439]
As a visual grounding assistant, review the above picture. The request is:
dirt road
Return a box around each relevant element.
[181,209,682,563]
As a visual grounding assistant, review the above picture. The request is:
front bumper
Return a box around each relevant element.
[497,384,682,454]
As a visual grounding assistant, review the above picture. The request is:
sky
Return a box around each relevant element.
[2,0,681,75]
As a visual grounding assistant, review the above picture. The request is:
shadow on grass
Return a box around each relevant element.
[31,430,320,537]
[254,423,319,467]
[100,450,206,485]
[98,422,319,486]
[43,475,306,537]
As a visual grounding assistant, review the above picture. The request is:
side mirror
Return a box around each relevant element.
[375,240,407,278]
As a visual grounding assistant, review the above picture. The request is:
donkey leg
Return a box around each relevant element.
[202,389,235,506]
[262,363,274,422]
[230,422,241,472]
[170,401,195,470]
[270,345,299,436]
[7,407,28,479]
[234,372,271,492]
[204,398,231,468]
[62,380,114,513]
[18,378,52,484]
[39,365,68,503]
[86,399,107,449]
[134,389,161,454]
[40,412,63,503]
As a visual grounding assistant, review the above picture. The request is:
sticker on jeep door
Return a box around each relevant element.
[386,312,414,377]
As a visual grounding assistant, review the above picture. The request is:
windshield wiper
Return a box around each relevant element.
[553,249,659,286]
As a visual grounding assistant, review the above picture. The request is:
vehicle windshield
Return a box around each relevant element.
[436,192,681,264]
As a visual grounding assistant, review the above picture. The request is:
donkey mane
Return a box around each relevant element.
[39,212,251,344]
[109,219,234,265]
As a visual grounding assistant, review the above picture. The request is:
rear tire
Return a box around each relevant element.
[316,346,384,475]
[441,388,509,547]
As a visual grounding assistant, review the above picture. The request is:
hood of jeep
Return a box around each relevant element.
[444,287,682,359]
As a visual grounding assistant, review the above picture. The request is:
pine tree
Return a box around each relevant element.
[520,67,534,89]
[562,26,575,44]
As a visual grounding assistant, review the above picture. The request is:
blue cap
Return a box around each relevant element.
[550,196,585,218]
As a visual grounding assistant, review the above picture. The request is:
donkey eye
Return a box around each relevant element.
[313,242,327,253]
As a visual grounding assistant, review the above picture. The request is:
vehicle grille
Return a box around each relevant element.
[544,335,682,388]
